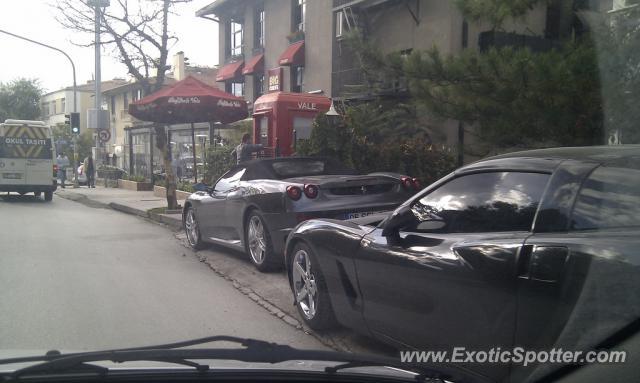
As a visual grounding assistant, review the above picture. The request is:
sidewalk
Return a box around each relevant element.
[55,185,184,230]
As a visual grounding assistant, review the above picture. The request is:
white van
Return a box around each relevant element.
[0,119,57,201]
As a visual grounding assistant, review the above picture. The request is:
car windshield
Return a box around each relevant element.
[1,1,639,382]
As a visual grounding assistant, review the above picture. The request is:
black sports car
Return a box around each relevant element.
[284,146,640,382]
[182,157,419,271]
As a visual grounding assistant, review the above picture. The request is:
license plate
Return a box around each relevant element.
[344,210,386,220]
[2,173,23,179]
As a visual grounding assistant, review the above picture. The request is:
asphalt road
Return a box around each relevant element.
[0,193,326,352]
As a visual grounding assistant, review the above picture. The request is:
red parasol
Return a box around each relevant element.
[128,75,248,124]
[129,76,248,183]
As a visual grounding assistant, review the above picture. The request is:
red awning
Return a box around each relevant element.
[216,60,244,82]
[278,41,305,66]
[242,53,265,75]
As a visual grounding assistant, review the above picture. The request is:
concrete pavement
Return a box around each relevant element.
[50,185,395,356]
[0,193,326,352]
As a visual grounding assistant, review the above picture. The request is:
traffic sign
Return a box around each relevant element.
[98,129,111,143]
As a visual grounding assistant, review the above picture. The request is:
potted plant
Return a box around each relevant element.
[118,174,154,191]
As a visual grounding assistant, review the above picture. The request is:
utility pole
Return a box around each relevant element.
[94,0,102,166]
[0,28,80,188]
[89,0,110,167]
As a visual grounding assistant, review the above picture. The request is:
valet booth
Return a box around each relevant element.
[252,92,331,157]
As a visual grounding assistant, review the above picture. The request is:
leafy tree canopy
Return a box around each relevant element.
[0,78,43,122]
[454,0,545,29]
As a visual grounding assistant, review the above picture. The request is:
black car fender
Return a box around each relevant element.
[286,219,374,325]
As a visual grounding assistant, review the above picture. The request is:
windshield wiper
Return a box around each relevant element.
[0,335,486,383]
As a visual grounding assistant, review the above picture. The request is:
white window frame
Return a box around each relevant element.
[230,21,243,57]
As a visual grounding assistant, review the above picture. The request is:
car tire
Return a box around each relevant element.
[44,191,53,202]
[290,242,336,330]
[244,210,279,272]
[184,206,206,250]
[34,192,41,197]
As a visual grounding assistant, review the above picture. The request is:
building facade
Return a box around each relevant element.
[40,79,128,134]
[197,0,333,105]
[197,0,617,163]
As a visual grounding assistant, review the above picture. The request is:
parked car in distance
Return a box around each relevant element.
[182,157,420,271]
[284,145,640,383]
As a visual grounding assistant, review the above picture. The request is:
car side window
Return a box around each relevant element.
[571,166,640,230]
[214,167,246,193]
[407,172,550,233]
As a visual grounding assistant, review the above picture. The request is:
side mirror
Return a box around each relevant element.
[381,205,417,237]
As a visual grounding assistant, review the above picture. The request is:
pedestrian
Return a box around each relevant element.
[234,133,263,164]
[56,152,70,188]
[84,153,95,188]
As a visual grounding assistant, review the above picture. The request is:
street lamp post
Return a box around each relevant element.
[0,28,80,188]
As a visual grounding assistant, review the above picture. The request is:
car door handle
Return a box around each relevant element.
[517,245,569,283]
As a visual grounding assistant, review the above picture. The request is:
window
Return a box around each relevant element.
[52,101,57,115]
[61,98,66,114]
[214,167,246,193]
[111,96,116,115]
[571,166,640,230]
[42,102,49,117]
[293,117,313,140]
[255,74,265,99]
[227,82,244,97]
[255,7,265,48]
[291,66,304,93]
[408,172,550,233]
[258,116,269,146]
[132,89,142,102]
[123,92,129,109]
[293,0,306,32]
[230,21,243,56]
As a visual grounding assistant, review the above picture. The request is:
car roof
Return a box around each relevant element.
[458,145,640,173]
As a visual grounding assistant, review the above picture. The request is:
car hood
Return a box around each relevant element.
[0,350,419,381]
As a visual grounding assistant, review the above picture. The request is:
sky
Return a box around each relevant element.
[0,0,219,93]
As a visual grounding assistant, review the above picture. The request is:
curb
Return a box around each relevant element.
[108,202,183,231]
[57,191,183,231]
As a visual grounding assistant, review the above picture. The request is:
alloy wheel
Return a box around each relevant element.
[292,249,318,319]
[185,209,199,247]
[248,216,266,265]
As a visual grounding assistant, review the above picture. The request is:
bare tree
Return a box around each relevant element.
[54,0,190,210]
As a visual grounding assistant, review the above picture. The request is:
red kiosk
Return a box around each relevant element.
[252,92,331,157]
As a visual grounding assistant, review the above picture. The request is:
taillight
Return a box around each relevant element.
[411,178,421,190]
[286,185,302,200]
[401,176,413,190]
[303,184,319,199]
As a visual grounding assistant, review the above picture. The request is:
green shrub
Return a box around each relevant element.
[204,146,235,185]
[297,112,457,185]
[177,181,195,193]
[125,174,147,183]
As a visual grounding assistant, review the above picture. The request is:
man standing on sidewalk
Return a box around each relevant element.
[233,134,263,165]
[56,152,70,189]
[84,153,95,188]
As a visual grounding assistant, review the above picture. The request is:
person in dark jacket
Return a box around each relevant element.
[233,133,263,164]
[83,153,95,188]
